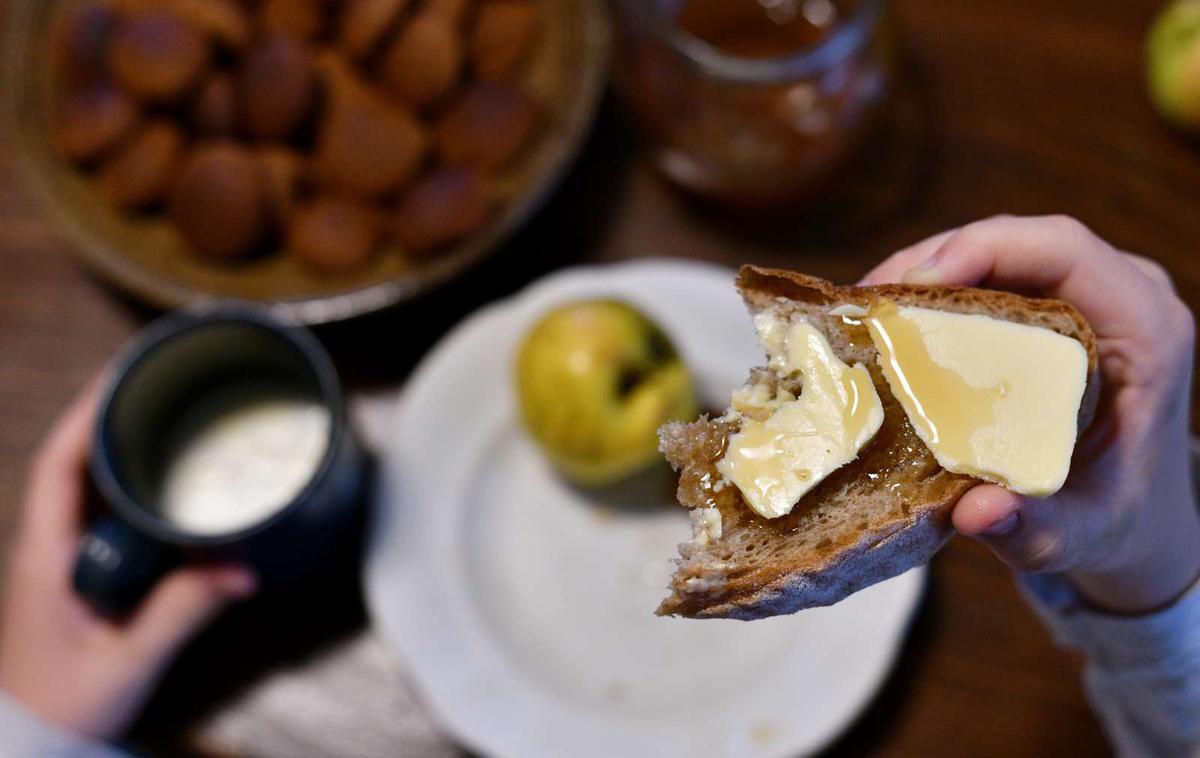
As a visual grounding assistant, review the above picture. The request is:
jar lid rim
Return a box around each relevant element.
[638,0,884,84]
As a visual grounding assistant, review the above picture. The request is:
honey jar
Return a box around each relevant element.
[614,0,892,208]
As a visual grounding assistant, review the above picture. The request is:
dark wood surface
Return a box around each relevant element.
[5,0,1200,754]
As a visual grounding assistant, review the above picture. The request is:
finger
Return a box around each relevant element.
[123,566,257,668]
[953,484,1077,573]
[1123,252,1175,289]
[858,229,957,285]
[899,215,1164,341]
[951,483,1023,537]
[24,374,109,549]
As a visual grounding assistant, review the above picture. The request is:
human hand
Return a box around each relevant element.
[862,215,1200,615]
[0,376,257,740]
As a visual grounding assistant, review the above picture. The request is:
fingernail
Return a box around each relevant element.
[981,512,1019,537]
[223,570,259,598]
[903,269,941,285]
[903,264,942,286]
[902,252,945,284]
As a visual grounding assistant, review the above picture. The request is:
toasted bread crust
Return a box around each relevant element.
[657,266,1100,620]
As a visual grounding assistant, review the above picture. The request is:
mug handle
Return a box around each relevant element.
[72,517,179,617]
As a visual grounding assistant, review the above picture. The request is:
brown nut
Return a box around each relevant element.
[106,10,210,101]
[255,145,305,227]
[378,11,462,108]
[470,0,538,80]
[239,36,316,140]
[259,0,324,41]
[55,85,141,163]
[393,166,492,254]
[313,56,428,197]
[51,4,118,91]
[434,81,540,171]
[426,0,475,27]
[288,196,381,271]
[338,0,408,59]
[95,119,185,210]
[166,0,251,52]
[169,142,268,259]
[190,73,237,136]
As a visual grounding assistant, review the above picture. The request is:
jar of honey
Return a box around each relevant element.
[613,0,891,208]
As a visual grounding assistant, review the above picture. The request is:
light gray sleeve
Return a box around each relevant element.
[0,690,129,758]
[1020,572,1200,758]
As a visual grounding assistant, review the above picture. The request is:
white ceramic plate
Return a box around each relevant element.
[365,259,926,758]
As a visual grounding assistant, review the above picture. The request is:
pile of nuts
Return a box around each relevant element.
[51,0,542,272]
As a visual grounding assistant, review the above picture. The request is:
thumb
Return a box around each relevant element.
[952,484,1078,573]
[124,565,257,666]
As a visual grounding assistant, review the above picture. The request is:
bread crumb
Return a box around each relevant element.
[751,722,780,747]
[683,575,726,595]
[689,507,722,545]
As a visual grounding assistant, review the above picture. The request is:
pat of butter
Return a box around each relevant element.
[863,301,1087,497]
[717,316,884,519]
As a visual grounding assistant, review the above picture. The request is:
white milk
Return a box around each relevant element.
[159,389,331,535]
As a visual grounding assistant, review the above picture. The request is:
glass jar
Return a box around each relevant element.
[613,0,892,208]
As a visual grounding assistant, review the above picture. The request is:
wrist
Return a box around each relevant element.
[0,687,124,757]
[1069,555,1200,616]
[1067,499,1200,615]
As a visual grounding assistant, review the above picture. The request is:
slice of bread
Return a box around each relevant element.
[657,266,1100,620]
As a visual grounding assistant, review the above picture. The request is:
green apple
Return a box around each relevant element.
[515,300,698,487]
[1147,0,1200,131]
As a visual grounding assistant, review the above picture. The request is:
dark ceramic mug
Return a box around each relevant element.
[74,306,365,616]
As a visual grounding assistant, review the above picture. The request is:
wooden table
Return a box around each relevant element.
[3,0,1198,754]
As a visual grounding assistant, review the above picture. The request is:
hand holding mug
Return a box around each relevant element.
[1,308,362,741]
[0,376,256,740]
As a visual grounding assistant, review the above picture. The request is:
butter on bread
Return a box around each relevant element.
[657,266,1100,620]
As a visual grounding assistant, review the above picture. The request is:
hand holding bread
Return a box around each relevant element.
[660,215,1200,619]
[864,215,1200,615]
